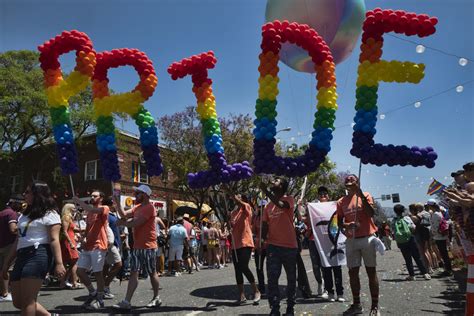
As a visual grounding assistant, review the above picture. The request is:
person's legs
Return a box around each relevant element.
[398,242,415,276]
[435,240,453,272]
[366,267,379,309]
[266,245,283,312]
[20,278,49,316]
[10,281,21,310]
[334,266,344,296]
[238,248,259,298]
[254,248,266,293]
[125,271,139,303]
[150,271,160,298]
[281,248,297,311]
[232,248,244,293]
[105,261,123,287]
[348,267,361,305]
[322,267,334,295]
[308,242,323,284]
[296,250,311,297]
[409,238,427,275]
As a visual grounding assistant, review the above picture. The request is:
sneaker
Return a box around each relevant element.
[328,293,335,302]
[81,293,97,308]
[113,300,131,311]
[146,296,162,308]
[321,291,329,299]
[84,299,104,310]
[369,306,381,316]
[104,288,115,299]
[337,296,346,302]
[342,304,363,315]
[317,283,324,296]
[428,268,434,274]
[423,273,432,280]
[440,270,454,277]
[174,272,182,277]
[219,264,224,269]
[253,292,261,305]
[0,293,12,302]
[405,275,415,281]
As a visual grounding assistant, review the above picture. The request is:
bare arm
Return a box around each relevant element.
[112,196,134,219]
[8,222,17,236]
[48,224,66,278]
[2,238,18,278]
[356,188,375,217]
[259,184,289,209]
[72,197,105,214]
[61,219,75,248]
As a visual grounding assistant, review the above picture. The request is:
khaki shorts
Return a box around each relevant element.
[78,249,107,273]
[0,244,14,270]
[346,236,377,268]
[106,245,122,265]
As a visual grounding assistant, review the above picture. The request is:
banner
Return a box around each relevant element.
[308,202,346,267]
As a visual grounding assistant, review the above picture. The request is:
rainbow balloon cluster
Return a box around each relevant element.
[351,9,438,168]
[253,20,338,177]
[38,30,96,174]
[168,52,253,188]
[92,49,163,181]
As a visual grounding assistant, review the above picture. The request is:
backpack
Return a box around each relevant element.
[438,216,449,236]
[394,217,412,244]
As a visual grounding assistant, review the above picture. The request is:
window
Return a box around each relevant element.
[84,160,102,181]
[10,175,22,193]
[132,161,149,184]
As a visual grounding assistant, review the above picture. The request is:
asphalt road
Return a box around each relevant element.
[0,248,465,315]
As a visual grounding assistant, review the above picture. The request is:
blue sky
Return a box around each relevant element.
[1,0,473,207]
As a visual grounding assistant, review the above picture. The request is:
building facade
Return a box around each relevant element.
[0,130,185,219]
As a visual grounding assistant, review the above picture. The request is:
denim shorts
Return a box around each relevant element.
[10,244,52,282]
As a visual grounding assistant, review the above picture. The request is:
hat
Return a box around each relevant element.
[463,162,474,171]
[176,216,184,222]
[426,199,437,206]
[183,213,190,219]
[451,170,464,177]
[133,184,152,196]
[8,194,24,204]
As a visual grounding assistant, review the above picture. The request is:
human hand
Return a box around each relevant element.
[55,263,66,278]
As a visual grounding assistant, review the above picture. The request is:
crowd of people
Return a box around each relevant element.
[0,161,472,316]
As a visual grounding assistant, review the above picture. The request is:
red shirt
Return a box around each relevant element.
[336,192,377,238]
[263,196,297,249]
[84,206,109,251]
[132,203,157,249]
[0,207,18,248]
[230,202,254,249]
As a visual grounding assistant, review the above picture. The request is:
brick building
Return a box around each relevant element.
[0,130,189,219]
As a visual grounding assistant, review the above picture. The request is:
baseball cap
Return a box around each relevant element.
[451,170,464,177]
[183,213,190,219]
[133,184,152,196]
[8,194,24,204]
[426,199,437,206]
[176,216,184,222]
[463,162,474,171]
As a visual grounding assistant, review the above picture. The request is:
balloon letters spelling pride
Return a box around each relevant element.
[351,9,438,168]
[39,31,96,174]
[253,21,338,177]
[93,49,163,181]
[168,52,253,189]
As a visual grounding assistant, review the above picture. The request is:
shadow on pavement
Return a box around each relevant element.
[49,304,214,315]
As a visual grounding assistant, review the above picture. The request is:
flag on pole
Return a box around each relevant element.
[427,178,446,195]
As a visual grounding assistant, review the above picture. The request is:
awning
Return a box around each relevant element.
[171,200,212,218]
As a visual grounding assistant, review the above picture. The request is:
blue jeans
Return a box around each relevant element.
[398,237,427,276]
[266,244,297,310]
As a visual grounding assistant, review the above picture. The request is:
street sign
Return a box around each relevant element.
[392,193,400,203]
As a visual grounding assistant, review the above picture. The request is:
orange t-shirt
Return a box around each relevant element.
[84,206,109,251]
[132,203,157,249]
[230,202,254,249]
[336,192,377,238]
[263,196,297,249]
[252,212,267,249]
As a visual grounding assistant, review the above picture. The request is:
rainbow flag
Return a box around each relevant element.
[427,179,446,195]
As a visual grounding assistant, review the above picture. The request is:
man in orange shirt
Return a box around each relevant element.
[112,185,161,311]
[260,178,297,316]
[336,174,379,316]
[73,191,109,310]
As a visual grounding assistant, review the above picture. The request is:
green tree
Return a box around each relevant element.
[0,50,96,200]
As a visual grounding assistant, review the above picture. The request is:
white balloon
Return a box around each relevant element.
[456,85,464,93]
[416,45,425,53]
[414,101,421,108]
[379,114,386,120]
[459,58,468,66]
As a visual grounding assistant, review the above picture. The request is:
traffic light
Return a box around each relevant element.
[392,193,400,203]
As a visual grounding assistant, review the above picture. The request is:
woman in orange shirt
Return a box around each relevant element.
[229,194,261,305]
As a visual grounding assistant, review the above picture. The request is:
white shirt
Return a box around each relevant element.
[430,211,448,241]
[17,211,61,250]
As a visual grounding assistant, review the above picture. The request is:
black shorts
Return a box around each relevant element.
[11,244,51,282]
[417,226,431,242]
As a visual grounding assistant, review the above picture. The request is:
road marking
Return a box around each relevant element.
[185,311,204,316]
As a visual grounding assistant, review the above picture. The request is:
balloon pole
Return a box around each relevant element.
[259,201,264,271]
[69,175,75,197]
[353,159,362,239]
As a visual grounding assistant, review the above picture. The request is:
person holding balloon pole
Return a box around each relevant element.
[336,174,379,316]
[228,194,261,305]
[260,178,297,316]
